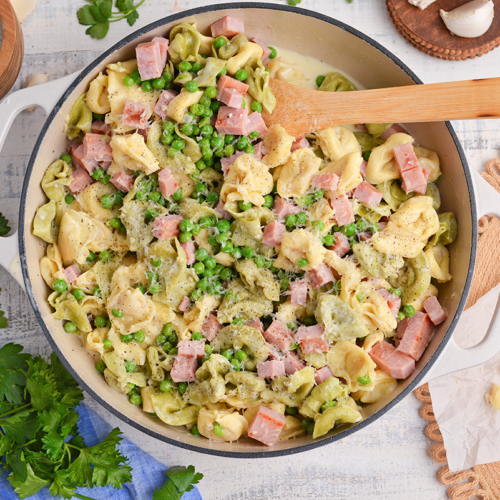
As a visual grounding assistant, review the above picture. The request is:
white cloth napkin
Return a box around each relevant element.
[428,283,500,471]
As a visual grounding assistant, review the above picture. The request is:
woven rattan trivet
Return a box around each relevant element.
[387,0,500,60]
[414,161,500,499]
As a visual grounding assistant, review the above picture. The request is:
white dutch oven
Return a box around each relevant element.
[1,3,500,458]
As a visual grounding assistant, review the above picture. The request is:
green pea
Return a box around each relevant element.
[179,61,192,72]
[221,349,233,361]
[250,101,262,113]
[127,393,141,406]
[218,268,231,282]
[122,335,133,346]
[191,424,200,436]
[141,81,153,92]
[53,279,67,293]
[72,289,85,301]
[254,255,265,268]
[125,361,136,373]
[311,189,324,201]
[92,167,105,181]
[65,193,75,205]
[171,139,185,151]
[248,131,259,140]
[208,236,218,248]
[214,36,227,48]
[194,249,208,263]
[297,258,309,268]
[59,154,72,165]
[200,124,213,137]
[135,284,146,294]
[312,220,325,232]
[151,77,165,90]
[323,234,334,246]
[112,309,124,318]
[203,109,213,120]
[64,321,77,333]
[357,375,371,385]
[205,257,217,270]
[260,195,273,209]
[239,200,252,211]
[178,382,188,394]
[206,192,219,205]
[196,277,208,291]
[370,223,380,234]
[216,233,229,245]
[210,100,221,113]
[99,250,111,261]
[162,71,174,83]
[178,231,191,243]
[363,150,372,162]
[218,66,227,77]
[103,338,112,350]
[178,219,192,233]
[285,214,297,228]
[232,317,244,325]
[213,421,224,436]
[122,75,135,87]
[235,69,248,81]
[236,136,249,150]
[222,241,234,253]
[240,247,253,259]
[209,136,223,150]
[185,80,199,93]
[316,75,326,87]
[244,145,255,155]
[403,305,416,317]
[321,400,338,412]
[234,350,248,362]
[162,120,175,134]
[285,406,298,415]
[94,315,107,328]
[389,288,402,297]
[230,247,242,260]
[107,217,121,229]
[230,358,242,371]
[96,360,106,373]
[269,46,277,59]
[190,289,202,302]
[148,282,161,294]
[134,330,146,343]
[341,223,356,237]
[296,212,308,226]
[160,379,172,392]
[397,311,406,321]
[192,332,204,340]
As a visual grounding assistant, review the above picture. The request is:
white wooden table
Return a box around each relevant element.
[2,0,500,498]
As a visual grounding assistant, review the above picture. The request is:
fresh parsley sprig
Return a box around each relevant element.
[77,0,147,40]
[153,466,204,500]
[0,212,11,237]
[0,343,132,499]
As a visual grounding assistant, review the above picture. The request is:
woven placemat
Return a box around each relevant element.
[414,160,500,500]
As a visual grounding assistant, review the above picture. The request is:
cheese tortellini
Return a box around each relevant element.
[277,148,321,198]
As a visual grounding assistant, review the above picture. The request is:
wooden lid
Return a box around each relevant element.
[387,0,500,60]
[0,0,24,99]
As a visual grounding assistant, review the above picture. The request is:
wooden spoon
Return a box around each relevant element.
[262,77,500,138]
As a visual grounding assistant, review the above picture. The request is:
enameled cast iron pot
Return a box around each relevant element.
[1,3,500,458]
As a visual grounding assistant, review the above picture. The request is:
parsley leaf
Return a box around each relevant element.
[153,465,204,500]
[0,212,11,236]
[77,0,146,39]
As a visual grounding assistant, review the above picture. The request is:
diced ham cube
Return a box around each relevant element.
[380,124,407,141]
[331,195,355,226]
[91,121,112,136]
[296,324,328,354]
[306,263,334,290]
[360,159,368,179]
[152,36,169,68]
[63,264,81,284]
[210,16,245,39]
[99,160,112,171]
[327,232,350,258]
[152,214,183,240]
[110,172,134,193]
[393,143,420,173]
[396,311,434,361]
[215,106,248,135]
[69,167,93,194]
[216,74,249,98]
[267,343,283,360]
[284,351,305,375]
[290,280,308,306]
[201,313,223,341]
[72,144,99,174]
[83,133,113,162]
[358,231,372,242]
[423,296,447,325]
[248,405,286,447]
[221,151,245,175]
[291,137,310,152]
[177,340,205,359]
[314,366,334,385]
[401,166,427,194]
[253,141,267,160]
[272,196,301,219]
[251,38,272,62]
[158,168,179,198]
[218,88,244,108]
[136,41,163,81]
[181,240,195,265]
[353,181,384,206]
[246,112,268,138]
[178,295,190,312]
[154,90,179,119]
[214,200,232,220]
[311,173,339,192]
[356,123,368,132]
[377,289,401,319]
[262,221,285,247]
[264,320,294,352]
[257,359,286,379]
[170,355,197,382]
[369,341,415,379]
[414,168,430,195]
[378,220,388,231]
[246,318,265,335]
[121,99,151,129]
[365,278,386,287]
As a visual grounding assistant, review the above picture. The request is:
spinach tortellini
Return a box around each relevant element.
[66,93,92,140]
[318,72,357,92]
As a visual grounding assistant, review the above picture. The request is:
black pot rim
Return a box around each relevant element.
[19,2,477,459]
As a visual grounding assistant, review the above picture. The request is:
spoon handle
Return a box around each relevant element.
[266,77,500,137]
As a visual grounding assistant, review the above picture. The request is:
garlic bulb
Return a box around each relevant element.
[440,0,494,38]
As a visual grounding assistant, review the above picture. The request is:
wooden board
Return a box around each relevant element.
[388,0,500,60]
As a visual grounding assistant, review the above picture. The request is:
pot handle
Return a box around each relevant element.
[420,170,500,386]
[0,71,80,290]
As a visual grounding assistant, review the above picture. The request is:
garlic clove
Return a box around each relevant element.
[440,0,494,38]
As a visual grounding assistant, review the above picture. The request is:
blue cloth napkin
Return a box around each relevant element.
[0,403,202,500]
